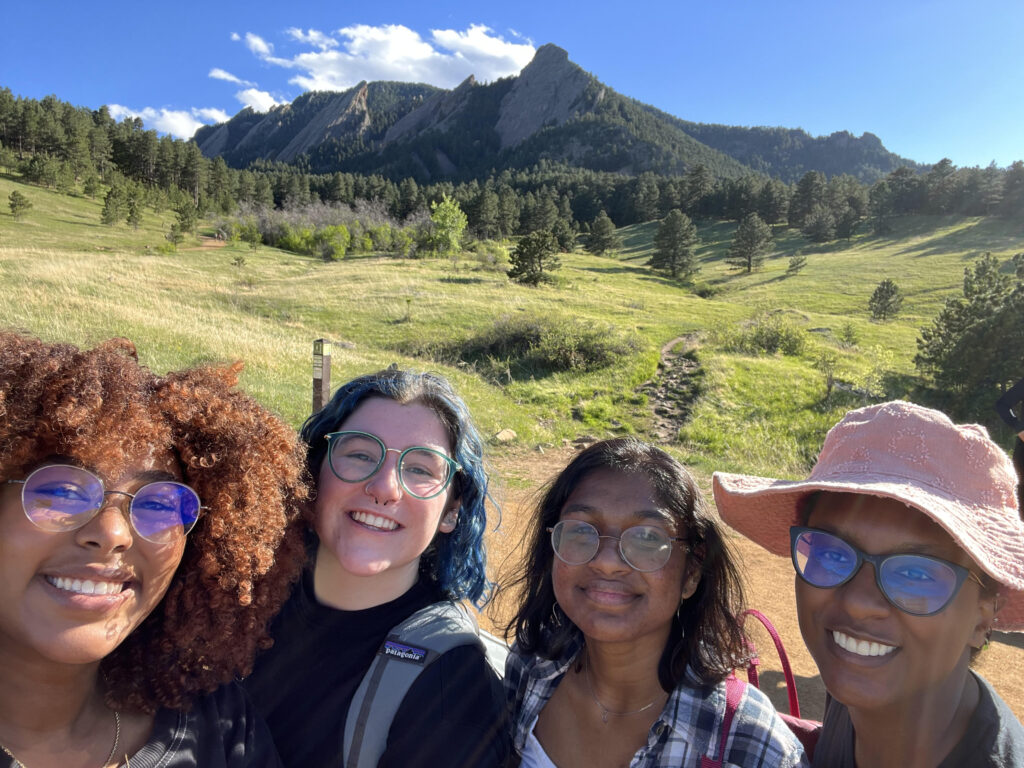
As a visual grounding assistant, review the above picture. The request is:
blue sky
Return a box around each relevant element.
[3,0,1021,169]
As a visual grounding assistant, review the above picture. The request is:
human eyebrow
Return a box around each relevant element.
[129,469,179,486]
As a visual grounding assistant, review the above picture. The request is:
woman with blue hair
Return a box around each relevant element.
[244,367,508,767]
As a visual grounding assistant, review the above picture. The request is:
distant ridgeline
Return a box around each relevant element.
[0,43,1022,237]
[192,44,918,185]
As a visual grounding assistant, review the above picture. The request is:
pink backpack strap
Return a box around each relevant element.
[700,674,745,768]
[741,609,800,718]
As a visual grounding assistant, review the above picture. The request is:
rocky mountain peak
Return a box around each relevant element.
[494,43,595,149]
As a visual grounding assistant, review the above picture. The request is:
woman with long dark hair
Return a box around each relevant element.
[504,437,807,767]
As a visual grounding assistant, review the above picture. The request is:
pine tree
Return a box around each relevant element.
[586,211,621,255]
[789,171,827,228]
[8,189,31,220]
[801,204,836,243]
[869,279,904,320]
[727,213,772,272]
[508,231,560,285]
[126,195,143,230]
[100,185,125,225]
[648,209,699,279]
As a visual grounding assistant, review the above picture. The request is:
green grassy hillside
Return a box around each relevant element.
[3,175,1022,486]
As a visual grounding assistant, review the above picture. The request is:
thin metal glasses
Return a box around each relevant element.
[548,519,688,572]
[324,430,461,500]
[8,464,202,544]
[790,526,985,616]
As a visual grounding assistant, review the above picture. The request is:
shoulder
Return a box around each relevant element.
[130,685,282,768]
[683,677,807,768]
[954,673,1024,765]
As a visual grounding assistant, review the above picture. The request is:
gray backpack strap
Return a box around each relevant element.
[343,601,490,768]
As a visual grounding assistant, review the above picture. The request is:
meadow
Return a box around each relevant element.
[3,175,1023,717]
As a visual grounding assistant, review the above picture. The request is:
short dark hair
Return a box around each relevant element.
[504,437,748,689]
[301,366,493,605]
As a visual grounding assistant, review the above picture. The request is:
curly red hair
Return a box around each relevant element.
[0,331,309,713]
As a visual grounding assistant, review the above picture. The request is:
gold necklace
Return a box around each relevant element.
[0,709,120,768]
[583,654,659,725]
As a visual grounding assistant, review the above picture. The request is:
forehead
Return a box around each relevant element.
[560,467,675,528]
[50,447,182,485]
[807,493,970,564]
[341,397,452,451]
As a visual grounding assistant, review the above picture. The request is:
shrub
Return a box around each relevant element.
[469,240,510,272]
[714,311,806,356]
[400,313,641,382]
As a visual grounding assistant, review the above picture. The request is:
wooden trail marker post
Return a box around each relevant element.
[312,339,331,415]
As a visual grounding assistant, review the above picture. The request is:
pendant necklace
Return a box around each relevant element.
[0,709,120,768]
[583,653,659,724]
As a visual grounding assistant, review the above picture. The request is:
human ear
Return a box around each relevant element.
[680,545,704,600]
[438,499,460,533]
[969,591,1000,650]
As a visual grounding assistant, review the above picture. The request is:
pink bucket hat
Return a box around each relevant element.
[713,400,1024,631]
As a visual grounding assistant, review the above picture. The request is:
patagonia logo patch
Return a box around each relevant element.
[382,640,428,664]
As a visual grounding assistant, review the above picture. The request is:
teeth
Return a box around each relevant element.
[832,630,896,657]
[48,576,124,596]
[351,511,398,531]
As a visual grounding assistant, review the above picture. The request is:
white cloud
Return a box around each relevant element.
[108,104,235,137]
[245,32,273,58]
[209,67,253,86]
[231,32,241,41]
[108,105,204,138]
[194,107,231,123]
[287,27,338,51]
[235,88,282,112]
[430,24,535,79]
[246,23,535,93]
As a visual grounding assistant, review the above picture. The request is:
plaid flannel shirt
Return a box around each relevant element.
[505,637,808,768]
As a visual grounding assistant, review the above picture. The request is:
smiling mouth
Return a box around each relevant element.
[350,510,399,531]
[832,630,897,657]
[46,576,126,596]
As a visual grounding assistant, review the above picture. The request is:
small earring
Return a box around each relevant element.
[551,602,563,627]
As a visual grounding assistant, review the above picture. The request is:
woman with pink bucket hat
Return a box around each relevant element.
[713,400,1024,767]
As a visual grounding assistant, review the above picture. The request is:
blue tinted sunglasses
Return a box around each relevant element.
[790,526,985,617]
[8,464,202,544]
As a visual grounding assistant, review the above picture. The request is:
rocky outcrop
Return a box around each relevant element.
[494,44,599,149]
[384,76,477,145]
[276,85,371,162]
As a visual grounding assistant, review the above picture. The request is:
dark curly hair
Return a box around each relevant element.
[0,331,309,713]
[504,437,749,690]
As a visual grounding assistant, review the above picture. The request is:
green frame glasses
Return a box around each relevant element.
[324,430,461,500]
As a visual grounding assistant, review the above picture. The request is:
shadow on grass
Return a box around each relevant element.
[439,275,487,285]
[885,216,1024,259]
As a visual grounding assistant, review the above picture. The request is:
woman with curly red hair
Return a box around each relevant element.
[0,331,308,767]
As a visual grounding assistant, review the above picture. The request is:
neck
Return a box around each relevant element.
[849,669,979,768]
[312,543,420,610]
[0,654,107,754]
[582,631,670,714]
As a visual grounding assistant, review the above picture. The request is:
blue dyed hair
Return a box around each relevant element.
[301,366,493,606]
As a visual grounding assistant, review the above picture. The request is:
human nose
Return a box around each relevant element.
[74,494,134,553]
[363,452,403,505]
[588,534,631,574]
[837,560,891,618]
